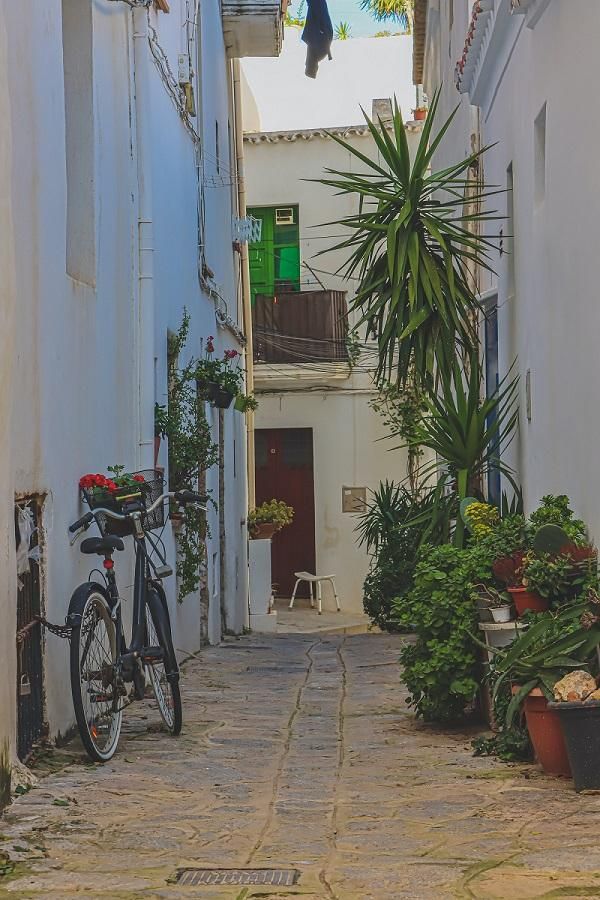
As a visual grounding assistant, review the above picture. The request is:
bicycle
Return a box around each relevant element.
[67,470,206,762]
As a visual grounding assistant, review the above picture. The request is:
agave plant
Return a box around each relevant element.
[335,20,351,39]
[403,354,519,547]
[317,89,502,386]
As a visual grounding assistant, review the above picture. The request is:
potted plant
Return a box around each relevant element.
[412,106,428,121]
[248,499,294,541]
[234,393,258,413]
[491,599,600,777]
[196,338,244,410]
[473,584,513,624]
[550,661,600,792]
[493,551,549,615]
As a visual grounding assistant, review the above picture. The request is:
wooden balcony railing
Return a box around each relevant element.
[252,290,349,364]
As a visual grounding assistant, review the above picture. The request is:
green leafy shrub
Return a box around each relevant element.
[395,544,492,722]
[363,527,419,632]
[472,684,533,763]
[359,483,456,631]
[528,495,587,544]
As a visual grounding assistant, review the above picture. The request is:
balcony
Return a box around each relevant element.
[252,290,349,367]
[222,0,286,58]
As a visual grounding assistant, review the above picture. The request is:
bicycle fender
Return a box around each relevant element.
[67,582,110,629]
[146,586,179,679]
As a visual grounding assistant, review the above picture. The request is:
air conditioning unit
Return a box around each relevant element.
[275,207,295,226]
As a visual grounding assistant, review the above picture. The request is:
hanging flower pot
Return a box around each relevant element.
[250,521,279,541]
[514,687,571,777]
[550,700,600,791]
[508,586,549,616]
[213,387,234,409]
[197,378,221,403]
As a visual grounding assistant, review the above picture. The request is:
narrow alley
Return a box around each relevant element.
[2,630,600,899]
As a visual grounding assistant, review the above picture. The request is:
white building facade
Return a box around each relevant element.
[243,117,419,614]
[0,0,283,772]
[418,0,600,528]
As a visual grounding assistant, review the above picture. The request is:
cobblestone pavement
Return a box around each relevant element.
[3,632,600,899]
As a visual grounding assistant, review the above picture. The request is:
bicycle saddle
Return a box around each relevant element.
[80,535,125,555]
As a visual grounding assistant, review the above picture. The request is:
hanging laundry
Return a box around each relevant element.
[301,0,333,79]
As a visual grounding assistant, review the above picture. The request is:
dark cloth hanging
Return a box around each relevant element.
[301,0,333,79]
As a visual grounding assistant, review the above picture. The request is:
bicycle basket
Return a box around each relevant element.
[82,470,165,537]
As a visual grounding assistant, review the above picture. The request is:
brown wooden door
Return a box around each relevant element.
[255,428,316,597]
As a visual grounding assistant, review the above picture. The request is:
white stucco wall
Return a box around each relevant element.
[423,1,600,538]
[2,0,248,748]
[245,128,420,613]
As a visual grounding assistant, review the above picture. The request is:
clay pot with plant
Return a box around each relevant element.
[248,500,294,540]
[490,599,600,777]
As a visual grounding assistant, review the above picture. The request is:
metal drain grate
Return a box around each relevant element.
[175,868,300,886]
[246,665,305,673]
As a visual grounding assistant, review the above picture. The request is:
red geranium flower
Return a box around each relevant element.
[133,474,145,483]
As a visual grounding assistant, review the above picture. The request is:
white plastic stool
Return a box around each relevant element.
[289,571,340,615]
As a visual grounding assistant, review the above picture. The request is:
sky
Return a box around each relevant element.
[286,0,405,37]
[242,31,415,132]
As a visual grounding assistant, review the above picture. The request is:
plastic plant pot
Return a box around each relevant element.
[491,605,512,624]
[549,700,600,792]
[213,387,234,409]
[516,688,571,777]
[508,587,549,616]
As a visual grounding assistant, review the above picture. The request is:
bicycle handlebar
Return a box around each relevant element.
[68,490,208,534]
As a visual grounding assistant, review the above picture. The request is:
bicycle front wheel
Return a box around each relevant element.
[145,601,182,735]
[70,589,122,762]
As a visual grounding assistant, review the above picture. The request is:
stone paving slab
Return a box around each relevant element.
[2,632,600,897]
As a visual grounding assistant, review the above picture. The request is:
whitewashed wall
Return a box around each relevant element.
[423,0,600,537]
[244,130,420,613]
[2,0,248,749]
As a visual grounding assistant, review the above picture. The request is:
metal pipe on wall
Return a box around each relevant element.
[133,7,155,470]
[232,58,255,508]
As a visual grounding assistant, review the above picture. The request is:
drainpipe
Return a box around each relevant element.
[232,59,255,507]
[133,6,155,470]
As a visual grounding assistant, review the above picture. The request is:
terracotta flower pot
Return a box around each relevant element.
[514,687,571,777]
[413,108,427,121]
[508,587,549,616]
[250,521,279,541]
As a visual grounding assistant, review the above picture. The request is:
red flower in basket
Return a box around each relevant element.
[133,474,145,483]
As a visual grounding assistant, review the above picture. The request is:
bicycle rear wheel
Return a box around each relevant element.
[145,602,182,735]
[70,590,122,762]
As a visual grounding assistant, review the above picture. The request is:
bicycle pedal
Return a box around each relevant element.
[154,565,173,579]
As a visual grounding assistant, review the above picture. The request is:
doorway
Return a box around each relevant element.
[255,428,316,597]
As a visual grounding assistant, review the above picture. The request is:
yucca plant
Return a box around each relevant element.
[360,0,413,29]
[404,355,519,547]
[317,88,502,387]
[335,20,351,39]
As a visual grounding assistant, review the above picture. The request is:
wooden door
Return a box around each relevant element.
[255,428,316,597]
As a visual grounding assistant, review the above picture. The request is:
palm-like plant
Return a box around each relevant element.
[361,0,413,30]
[404,355,519,547]
[335,20,351,39]
[317,89,502,387]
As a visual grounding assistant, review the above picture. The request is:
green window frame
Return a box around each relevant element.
[248,205,300,301]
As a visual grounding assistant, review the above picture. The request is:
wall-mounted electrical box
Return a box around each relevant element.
[342,486,367,513]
